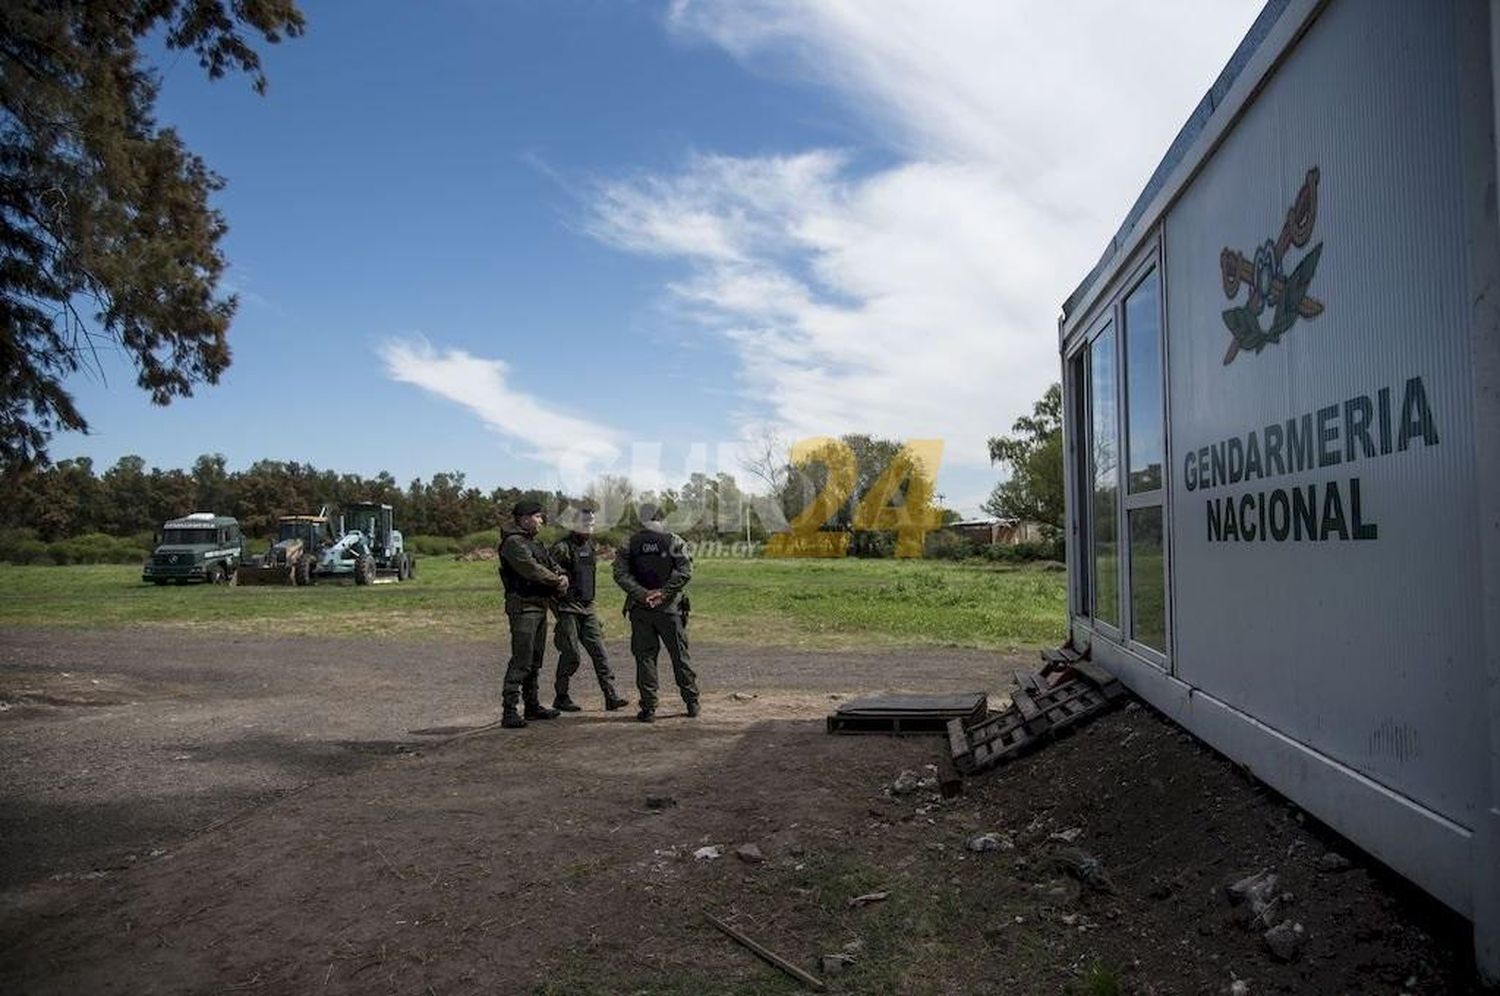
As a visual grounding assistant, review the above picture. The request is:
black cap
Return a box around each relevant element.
[513,499,544,518]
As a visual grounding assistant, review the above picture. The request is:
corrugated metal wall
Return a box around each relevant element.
[1163,0,1483,833]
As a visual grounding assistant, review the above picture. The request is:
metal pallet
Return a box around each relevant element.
[826,691,988,735]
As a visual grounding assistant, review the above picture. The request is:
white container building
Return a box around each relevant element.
[1057,0,1500,975]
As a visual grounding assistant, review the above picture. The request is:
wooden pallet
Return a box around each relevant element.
[948,648,1125,775]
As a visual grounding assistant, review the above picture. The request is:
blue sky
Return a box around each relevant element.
[53,0,1260,514]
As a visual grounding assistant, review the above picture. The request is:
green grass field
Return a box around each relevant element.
[0,557,1067,651]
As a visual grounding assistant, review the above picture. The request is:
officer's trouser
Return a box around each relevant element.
[629,606,697,712]
[502,607,549,708]
[554,608,619,700]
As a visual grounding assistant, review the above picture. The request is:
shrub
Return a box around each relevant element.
[0,528,42,564]
[9,538,50,564]
[848,530,895,558]
[924,530,977,561]
[407,534,460,556]
[51,532,150,564]
[457,529,501,554]
[975,536,1066,563]
[594,527,630,551]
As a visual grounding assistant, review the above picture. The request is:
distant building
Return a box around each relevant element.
[947,518,1046,546]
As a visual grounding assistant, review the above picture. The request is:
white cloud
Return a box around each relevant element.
[587,0,1260,468]
[378,338,623,475]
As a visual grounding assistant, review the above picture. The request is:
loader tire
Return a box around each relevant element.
[355,556,375,585]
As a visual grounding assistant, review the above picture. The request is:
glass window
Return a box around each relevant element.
[163,528,216,545]
[1125,270,1163,494]
[1128,506,1166,650]
[1090,326,1119,627]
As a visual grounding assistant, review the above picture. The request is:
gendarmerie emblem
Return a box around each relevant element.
[1218,167,1324,365]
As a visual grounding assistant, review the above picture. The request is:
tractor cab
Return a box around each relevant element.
[277,516,334,549]
[339,503,393,554]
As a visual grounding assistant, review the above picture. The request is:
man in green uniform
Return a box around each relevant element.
[613,503,697,723]
[498,499,567,729]
[549,505,629,713]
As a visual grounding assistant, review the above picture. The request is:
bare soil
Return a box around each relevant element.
[0,628,1491,995]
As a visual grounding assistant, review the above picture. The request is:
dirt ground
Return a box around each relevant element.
[0,627,1492,994]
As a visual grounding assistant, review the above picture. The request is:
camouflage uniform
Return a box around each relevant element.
[550,532,626,709]
[498,520,565,721]
[613,519,697,719]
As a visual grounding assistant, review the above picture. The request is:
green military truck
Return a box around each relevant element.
[142,513,245,585]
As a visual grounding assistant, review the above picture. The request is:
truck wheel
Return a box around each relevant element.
[206,564,225,585]
[354,556,374,585]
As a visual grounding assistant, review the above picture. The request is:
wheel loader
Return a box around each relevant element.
[234,511,335,586]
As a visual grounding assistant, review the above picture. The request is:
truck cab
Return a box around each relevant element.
[143,513,245,585]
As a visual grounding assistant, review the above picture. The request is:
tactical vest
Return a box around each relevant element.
[626,529,676,589]
[498,535,557,599]
[562,538,596,603]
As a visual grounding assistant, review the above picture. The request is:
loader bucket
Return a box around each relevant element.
[234,563,298,586]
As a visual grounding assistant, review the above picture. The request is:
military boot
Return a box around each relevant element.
[524,698,560,721]
[604,693,631,711]
[636,707,655,723]
[552,695,582,713]
[685,700,700,718]
[501,706,527,729]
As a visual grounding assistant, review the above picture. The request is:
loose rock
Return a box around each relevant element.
[1317,851,1352,873]
[1263,920,1305,962]
[693,845,723,861]
[848,891,889,908]
[735,843,765,864]
[967,832,1013,853]
[820,953,855,975]
[1227,869,1281,927]
[1052,847,1113,892]
[889,770,922,796]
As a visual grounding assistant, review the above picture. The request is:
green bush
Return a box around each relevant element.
[594,527,629,551]
[458,529,501,553]
[848,530,895,558]
[923,530,976,560]
[5,537,51,565]
[0,528,42,564]
[407,534,460,556]
[51,532,149,565]
[975,536,1066,563]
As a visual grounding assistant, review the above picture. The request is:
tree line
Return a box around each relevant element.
[0,455,566,542]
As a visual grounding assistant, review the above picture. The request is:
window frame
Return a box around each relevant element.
[1064,235,1172,668]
